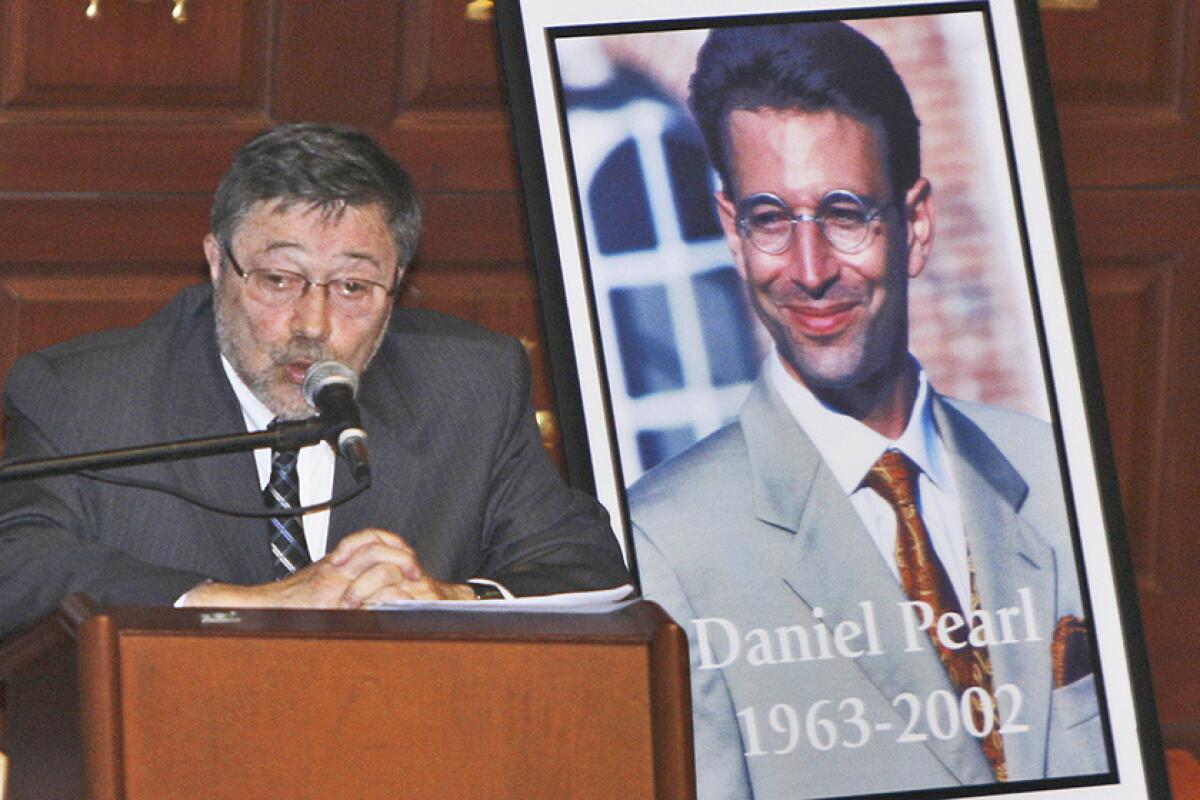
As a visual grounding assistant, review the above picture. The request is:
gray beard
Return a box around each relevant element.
[213,300,325,420]
[211,282,394,420]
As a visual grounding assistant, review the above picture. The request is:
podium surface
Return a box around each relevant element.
[0,598,695,800]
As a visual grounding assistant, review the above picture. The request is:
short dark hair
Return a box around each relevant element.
[210,122,422,266]
[688,22,920,200]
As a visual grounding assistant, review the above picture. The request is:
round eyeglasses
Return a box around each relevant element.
[735,189,894,255]
[223,244,399,317]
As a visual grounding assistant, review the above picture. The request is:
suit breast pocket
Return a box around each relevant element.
[1045,673,1111,777]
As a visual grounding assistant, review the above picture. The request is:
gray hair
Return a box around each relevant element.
[210,122,422,267]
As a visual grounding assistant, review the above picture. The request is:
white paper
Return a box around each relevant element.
[369,583,637,613]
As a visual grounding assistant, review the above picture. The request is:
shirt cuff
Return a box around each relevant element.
[174,579,213,607]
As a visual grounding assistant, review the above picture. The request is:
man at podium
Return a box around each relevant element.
[0,123,629,637]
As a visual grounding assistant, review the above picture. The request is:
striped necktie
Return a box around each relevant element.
[265,447,311,579]
[866,448,1006,780]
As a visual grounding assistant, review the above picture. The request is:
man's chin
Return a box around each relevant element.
[271,403,314,421]
[261,385,312,421]
[780,346,866,392]
[786,348,913,407]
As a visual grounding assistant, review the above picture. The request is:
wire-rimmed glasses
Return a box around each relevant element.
[734,189,894,255]
[222,244,399,317]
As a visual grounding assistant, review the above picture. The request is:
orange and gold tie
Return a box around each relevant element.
[866,449,1006,780]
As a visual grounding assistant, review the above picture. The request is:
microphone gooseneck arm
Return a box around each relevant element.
[0,361,374,509]
[0,418,327,483]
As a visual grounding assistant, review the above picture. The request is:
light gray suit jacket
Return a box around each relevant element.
[0,285,629,637]
[631,374,1108,799]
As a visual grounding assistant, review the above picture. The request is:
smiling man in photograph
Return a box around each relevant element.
[0,123,629,637]
[629,21,1108,799]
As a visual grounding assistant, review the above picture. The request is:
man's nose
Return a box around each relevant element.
[291,284,332,341]
[787,219,839,296]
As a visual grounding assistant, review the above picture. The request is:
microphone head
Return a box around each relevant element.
[302,361,359,407]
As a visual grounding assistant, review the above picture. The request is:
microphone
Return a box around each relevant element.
[303,361,370,484]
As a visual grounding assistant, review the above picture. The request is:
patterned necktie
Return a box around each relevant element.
[265,447,311,579]
[865,449,1006,780]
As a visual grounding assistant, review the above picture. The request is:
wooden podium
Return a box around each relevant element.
[0,596,695,800]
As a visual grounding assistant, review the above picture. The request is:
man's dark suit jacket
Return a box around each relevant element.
[0,285,629,636]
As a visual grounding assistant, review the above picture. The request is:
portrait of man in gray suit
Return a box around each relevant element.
[0,123,629,638]
[629,21,1110,799]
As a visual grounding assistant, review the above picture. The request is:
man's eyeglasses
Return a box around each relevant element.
[734,189,894,255]
[222,244,399,317]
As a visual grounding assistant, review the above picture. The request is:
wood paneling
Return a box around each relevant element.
[0,196,211,263]
[272,1,399,127]
[386,0,515,192]
[1074,189,1200,596]
[1042,0,1200,186]
[1043,0,1200,751]
[1,0,267,111]
[1083,259,1171,583]
[1141,592,1200,751]
[0,269,204,389]
[402,261,550,408]
[396,0,502,111]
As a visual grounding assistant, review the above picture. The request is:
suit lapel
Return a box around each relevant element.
[742,378,994,784]
[934,398,1056,780]
[325,340,416,550]
[162,301,272,584]
[325,402,393,547]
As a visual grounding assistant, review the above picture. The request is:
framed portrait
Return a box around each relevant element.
[495,1,1168,798]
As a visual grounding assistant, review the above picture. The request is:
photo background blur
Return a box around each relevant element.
[555,11,1051,485]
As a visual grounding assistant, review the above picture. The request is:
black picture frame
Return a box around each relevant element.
[496,1,1168,797]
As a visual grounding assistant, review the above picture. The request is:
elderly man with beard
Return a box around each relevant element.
[0,123,629,637]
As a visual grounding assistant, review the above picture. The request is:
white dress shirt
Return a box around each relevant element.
[767,352,973,613]
[220,356,336,560]
[197,357,512,600]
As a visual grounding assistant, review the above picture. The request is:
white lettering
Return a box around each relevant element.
[860,600,884,655]
[936,610,968,650]
[898,600,935,652]
[993,606,1020,645]
[774,625,815,663]
[810,607,834,660]
[833,618,865,658]
[746,628,778,666]
[1018,586,1043,642]
[967,606,1002,647]
[693,617,739,670]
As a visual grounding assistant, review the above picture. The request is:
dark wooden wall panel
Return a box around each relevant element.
[0,196,211,263]
[1042,0,1200,186]
[1075,190,1200,593]
[397,0,502,110]
[0,0,270,194]
[272,1,399,127]
[0,271,204,386]
[1042,0,1200,750]
[1082,258,1171,584]
[0,125,259,192]
[387,0,514,192]
[1,0,265,109]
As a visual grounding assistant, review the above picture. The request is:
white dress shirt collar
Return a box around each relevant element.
[765,350,951,492]
[219,355,335,560]
[220,355,275,433]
